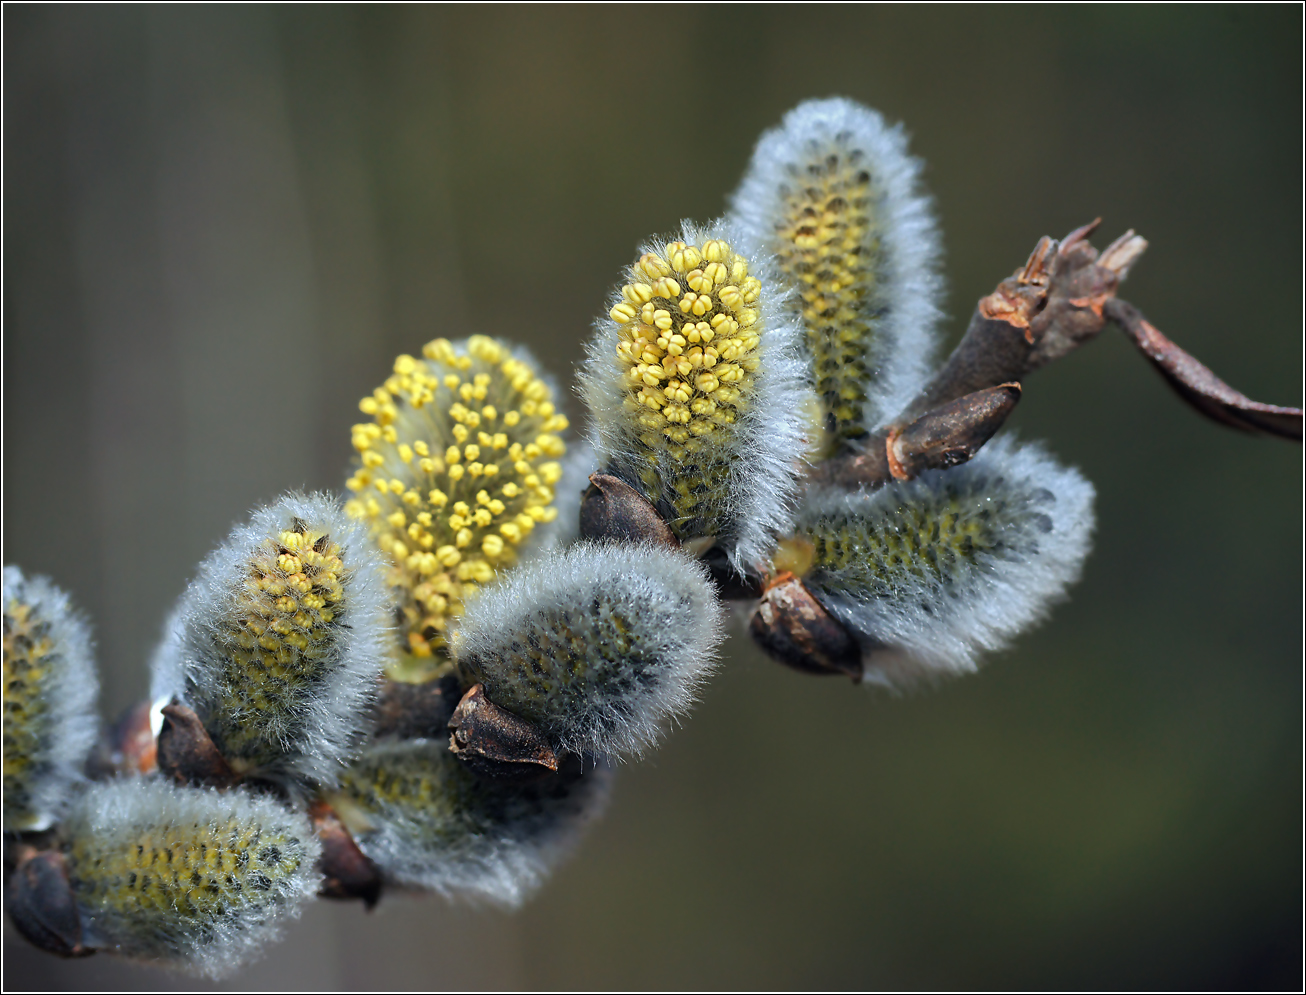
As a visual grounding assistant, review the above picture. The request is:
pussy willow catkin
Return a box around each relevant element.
[63,779,321,979]
[328,738,609,908]
[2,566,98,832]
[789,438,1094,687]
[582,221,810,573]
[454,541,723,758]
[151,492,388,787]
[730,97,943,452]
[346,336,572,675]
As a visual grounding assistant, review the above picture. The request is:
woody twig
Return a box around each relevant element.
[810,221,1301,494]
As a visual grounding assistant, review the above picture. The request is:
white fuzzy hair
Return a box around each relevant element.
[453,540,724,758]
[579,218,814,575]
[1,566,99,832]
[337,739,612,909]
[150,492,390,788]
[800,437,1095,688]
[524,437,595,557]
[65,779,321,979]
[728,97,945,428]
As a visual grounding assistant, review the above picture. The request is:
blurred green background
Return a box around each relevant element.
[4,5,1301,990]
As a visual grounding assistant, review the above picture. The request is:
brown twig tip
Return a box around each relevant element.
[1059,217,1102,251]
[1104,298,1303,441]
[448,683,560,781]
[909,223,1138,425]
[4,850,92,959]
[809,224,1155,493]
[749,574,862,681]
[1017,235,1058,287]
[1097,230,1149,280]
[310,800,383,908]
[579,473,679,548]
[155,700,238,789]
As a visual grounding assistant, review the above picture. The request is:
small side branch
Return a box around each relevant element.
[1103,298,1303,441]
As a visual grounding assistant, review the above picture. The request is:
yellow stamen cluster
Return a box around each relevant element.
[607,238,762,539]
[774,148,878,449]
[345,336,567,671]
[210,521,347,770]
[3,598,54,824]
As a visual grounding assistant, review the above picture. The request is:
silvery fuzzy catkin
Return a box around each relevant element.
[345,335,573,676]
[453,541,724,759]
[729,97,944,452]
[63,779,321,979]
[790,438,1094,688]
[581,220,813,573]
[151,492,389,788]
[327,738,610,909]
[2,566,99,833]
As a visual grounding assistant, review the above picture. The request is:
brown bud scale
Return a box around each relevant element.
[579,473,679,548]
[5,850,91,958]
[748,574,862,681]
[448,683,560,781]
[155,700,238,789]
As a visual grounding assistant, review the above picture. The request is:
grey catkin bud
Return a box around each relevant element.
[63,779,321,979]
[2,566,99,833]
[580,220,814,572]
[796,437,1094,688]
[328,738,610,908]
[452,541,724,758]
[729,97,944,448]
[150,492,390,788]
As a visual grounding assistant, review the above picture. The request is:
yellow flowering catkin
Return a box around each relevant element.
[606,236,760,539]
[583,223,809,572]
[213,523,347,765]
[2,566,97,833]
[345,336,568,673]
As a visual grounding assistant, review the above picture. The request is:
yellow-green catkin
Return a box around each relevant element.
[2,566,98,833]
[729,98,943,455]
[214,524,347,767]
[328,738,608,908]
[582,222,809,572]
[776,153,878,447]
[793,438,1094,687]
[150,493,388,787]
[345,336,569,679]
[64,780,321,979]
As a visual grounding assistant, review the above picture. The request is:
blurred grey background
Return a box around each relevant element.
[4,5,1301,990]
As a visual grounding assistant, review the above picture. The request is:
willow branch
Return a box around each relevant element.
[1103,298,1303,441]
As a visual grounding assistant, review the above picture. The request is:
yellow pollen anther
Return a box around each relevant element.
[606,235,766,544]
